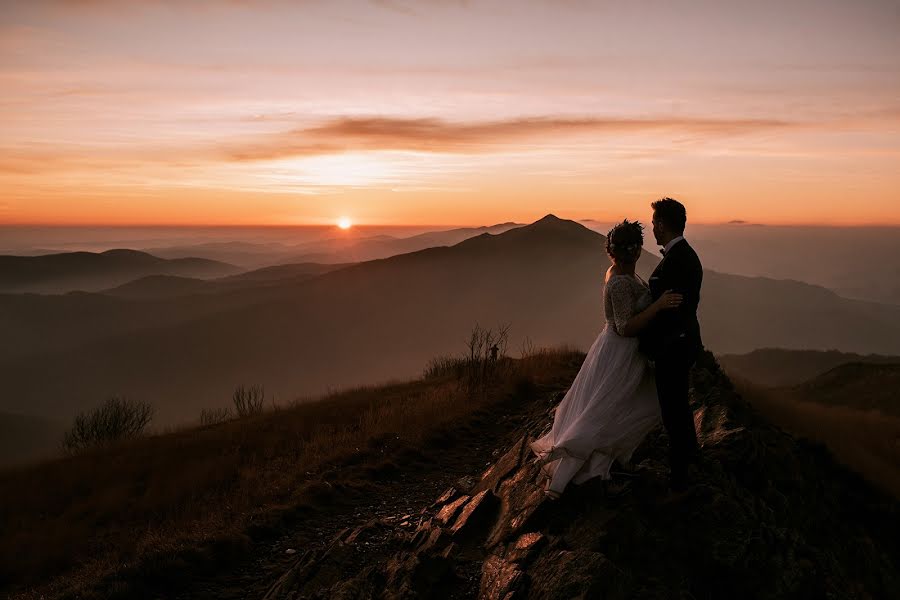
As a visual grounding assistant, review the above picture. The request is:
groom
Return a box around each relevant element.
[640,197,703,491]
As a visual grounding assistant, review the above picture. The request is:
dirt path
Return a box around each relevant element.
[170,379,570,600]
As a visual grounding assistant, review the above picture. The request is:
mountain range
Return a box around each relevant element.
[140,223,523,269]
[0,249,240,295]
[2,215,899,426]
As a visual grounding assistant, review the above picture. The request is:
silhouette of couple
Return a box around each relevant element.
[531,197,703,497]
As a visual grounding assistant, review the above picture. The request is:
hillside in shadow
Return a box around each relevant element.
[722,350,900,499]
[263,353,900,600]
[0,349,582,599]
[5,350,898,600]
[787,362,900,416]
[719,348,900,386]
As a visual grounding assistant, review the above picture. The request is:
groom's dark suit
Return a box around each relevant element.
[640,238,703,488]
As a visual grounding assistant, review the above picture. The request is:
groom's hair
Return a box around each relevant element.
[606,219,644,263]
[651,197,687,234]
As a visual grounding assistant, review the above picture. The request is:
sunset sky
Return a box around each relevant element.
[2,0,899,226]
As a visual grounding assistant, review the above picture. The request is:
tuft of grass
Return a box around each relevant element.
[0,348,580,599]
[199,407,231,426]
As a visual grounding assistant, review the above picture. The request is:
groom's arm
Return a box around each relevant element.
[662,253,699,332]
[670,252,702,343]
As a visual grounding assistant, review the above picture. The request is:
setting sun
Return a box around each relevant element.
[337,217,353,230]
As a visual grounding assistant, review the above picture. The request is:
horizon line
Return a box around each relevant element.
[2,219,900,229]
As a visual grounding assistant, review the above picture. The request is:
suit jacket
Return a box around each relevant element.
[640,239,703,359]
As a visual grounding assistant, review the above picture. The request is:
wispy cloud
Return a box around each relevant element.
[224,115,795,161]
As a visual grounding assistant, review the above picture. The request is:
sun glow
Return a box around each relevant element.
[279,153,395,187]
[337,217,353,229]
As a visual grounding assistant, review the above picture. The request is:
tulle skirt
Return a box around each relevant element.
[530,325,660,494]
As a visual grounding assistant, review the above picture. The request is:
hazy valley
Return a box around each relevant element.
[2,216,899,432]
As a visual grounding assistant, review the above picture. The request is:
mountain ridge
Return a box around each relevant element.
[2,216,899,423]
[0,249,241,294]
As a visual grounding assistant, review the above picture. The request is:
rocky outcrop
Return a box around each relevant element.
[263,351,900,599]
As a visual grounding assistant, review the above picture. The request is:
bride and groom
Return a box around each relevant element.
[531,197,704,497]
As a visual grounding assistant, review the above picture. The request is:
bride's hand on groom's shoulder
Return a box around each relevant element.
[652,290,683,313]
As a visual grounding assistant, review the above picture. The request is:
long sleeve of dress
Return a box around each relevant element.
[605,277,635,336]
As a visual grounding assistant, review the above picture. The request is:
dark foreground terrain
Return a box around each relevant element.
[4,350,898,599]
[260,351,899,599]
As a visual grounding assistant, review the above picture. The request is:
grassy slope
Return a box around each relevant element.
[720,348,900,499]
[730,374,900,500]
[0,349,580,599]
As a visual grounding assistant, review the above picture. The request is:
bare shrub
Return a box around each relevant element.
[233,384,266,417]
[520,335,535,358]
[424,324,512,388]
[62,396,153,452]
[199,407,231,426]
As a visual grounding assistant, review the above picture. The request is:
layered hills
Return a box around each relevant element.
[787,362,900,416]
[722,349,900,499]
[0,249,240,294]
[2,216,899,427]
[719,348,900,386]
[0,216,900,423]
[141,223,523,269]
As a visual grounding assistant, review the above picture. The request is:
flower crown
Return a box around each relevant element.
[607,242,641,253]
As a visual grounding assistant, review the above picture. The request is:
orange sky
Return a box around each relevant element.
[2,0,899,226]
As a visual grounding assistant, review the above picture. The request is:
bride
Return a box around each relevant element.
[530,219,682,498]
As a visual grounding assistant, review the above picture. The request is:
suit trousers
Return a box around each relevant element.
[654,341,700,484]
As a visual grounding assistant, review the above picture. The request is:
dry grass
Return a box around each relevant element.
[0,348,579,599]
[732,377,900,500]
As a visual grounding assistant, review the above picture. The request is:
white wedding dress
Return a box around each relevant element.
[530,273,661,495]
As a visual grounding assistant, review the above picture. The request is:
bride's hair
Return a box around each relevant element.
[606,219,644,263]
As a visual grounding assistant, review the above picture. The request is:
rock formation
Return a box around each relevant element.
[263,351,900,599]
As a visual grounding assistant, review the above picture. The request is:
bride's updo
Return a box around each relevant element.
[606,219,644,263]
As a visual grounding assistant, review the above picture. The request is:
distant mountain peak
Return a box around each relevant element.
[521,214,598,238]
[535,213,563,223]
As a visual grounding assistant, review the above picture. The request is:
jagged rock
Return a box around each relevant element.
[480,553,525,599]
[262,351,900,600]
[506,532,547,565]
[431,487,457,508]
[449,490,499,540]
[474,437,528,495]
[417,527,450,554]
[435,494,470,525]
[485,469,547,549]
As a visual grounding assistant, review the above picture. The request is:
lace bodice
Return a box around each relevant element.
[603,274,652,335]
